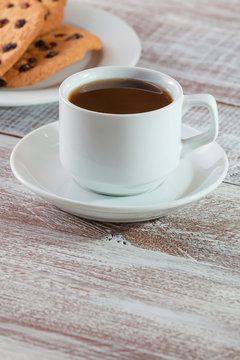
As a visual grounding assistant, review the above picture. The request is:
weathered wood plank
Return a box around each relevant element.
[0,132,240,359]
[88,0,240,104]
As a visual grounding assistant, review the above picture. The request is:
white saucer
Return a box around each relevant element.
[10,122,228,223]
[0,1,141,106]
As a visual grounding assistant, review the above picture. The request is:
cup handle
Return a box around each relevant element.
[181,94,219,157]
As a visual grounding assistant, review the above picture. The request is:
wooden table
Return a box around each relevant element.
[0,0,240,359]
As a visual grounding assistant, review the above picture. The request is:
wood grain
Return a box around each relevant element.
[1,134,240,359]
[0,0,240,185]
[90,0,240,105]
[1,1,240,358]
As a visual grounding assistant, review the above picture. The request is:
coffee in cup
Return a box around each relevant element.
[59,66,218,196]
[68,78,173,114]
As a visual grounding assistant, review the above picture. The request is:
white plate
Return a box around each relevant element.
[0,1,141,106]
[10,121,228,223]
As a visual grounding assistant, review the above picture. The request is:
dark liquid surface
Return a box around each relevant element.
[69,78,173,114]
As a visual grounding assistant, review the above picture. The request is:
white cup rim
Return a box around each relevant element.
[59,65,183,116]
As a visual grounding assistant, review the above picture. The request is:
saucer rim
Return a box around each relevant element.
[10,121,229,215]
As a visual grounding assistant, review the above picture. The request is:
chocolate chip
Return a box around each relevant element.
[35,40,50,51]
[0,19,9,28]
[45,51,58,58]
[15,19,26,28]
[65,33,83,41]
[19,63,34,72]
[35,40,45,47]
[28,57,37,63]
[22,3,30,8]
[2,43,17,52]
[7,4,14,8]
[54,33,66,37]
[49,41,57,48]
[0,79,7,87]
[44,10,51,21]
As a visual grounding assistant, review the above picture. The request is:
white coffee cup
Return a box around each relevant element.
[59,66,218,196]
